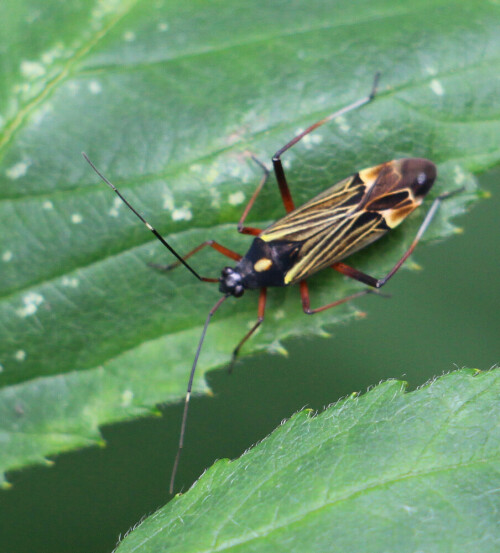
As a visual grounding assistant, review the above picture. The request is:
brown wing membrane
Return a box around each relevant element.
[259,159,425,285]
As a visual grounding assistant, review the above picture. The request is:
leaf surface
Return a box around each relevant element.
[0,0,498,482]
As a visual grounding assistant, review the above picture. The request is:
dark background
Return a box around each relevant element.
[0,167,498,553]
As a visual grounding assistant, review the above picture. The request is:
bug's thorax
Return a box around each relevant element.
[219,237,301,295]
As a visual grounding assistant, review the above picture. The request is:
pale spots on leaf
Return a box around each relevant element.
[335,115,350,133]
[15,350,27,362]
[61,276,80,288]
[430,79,444,96]
[302,132,323,149]
[41,43,65,65]
[89,80,102,94]
[121,389,134,407]
[6,161,30,179]
[228,191,245,206]
[302,134,313,149]
[123,31,136,42]
[31,102,54,126]
[20,60,45,79]
[16,292,45,318]
[71,213,83,224]
[189,163,203,173]
[162,192,174,211]
[91,0,123,21]
[108,197,122,217]
[2,250,13,262]
[273,309,285,320]
[67,82,80,94]
[210,188,221,209]
[172,207,193,222]
[43,200,54,210]
[205,166,220,184]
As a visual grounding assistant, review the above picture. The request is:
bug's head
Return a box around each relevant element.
[404,158,437,198]
[219,267,245,298]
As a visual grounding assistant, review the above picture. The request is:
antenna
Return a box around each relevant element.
[82,153,203,281]
[170,294,228,494]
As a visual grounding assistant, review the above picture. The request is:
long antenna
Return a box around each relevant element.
[170,294,228,494]
[82,152,203,281]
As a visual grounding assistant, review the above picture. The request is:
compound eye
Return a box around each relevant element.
[234,285,244,298]
[417,172,427,186]
[222,267,233,277]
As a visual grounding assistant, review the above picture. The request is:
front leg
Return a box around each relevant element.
[149,240,242,283]
[228,287,267,373]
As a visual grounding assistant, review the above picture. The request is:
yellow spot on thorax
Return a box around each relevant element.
[254,258,273,272]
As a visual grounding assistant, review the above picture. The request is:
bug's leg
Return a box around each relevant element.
[236,74,380,228]
[149,240,242,282]
[273,72,380,213]
[237,156,270,236]
[300,281,380,314]
[228,287,267,373]
[332,189,463,289]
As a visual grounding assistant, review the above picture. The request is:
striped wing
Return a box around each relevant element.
[259,159,423,285]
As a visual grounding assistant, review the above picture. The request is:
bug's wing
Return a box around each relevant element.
[260,160,424,285]
[261,173,366,244]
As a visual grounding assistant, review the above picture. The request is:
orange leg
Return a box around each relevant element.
[237,74,380,236]
[272,73,380,214]
[149,240,242,282]
[300,280,380,314]
[228,287,267,373]
[237,156,270,236]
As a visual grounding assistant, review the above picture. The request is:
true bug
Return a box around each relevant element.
[83,73,461,493]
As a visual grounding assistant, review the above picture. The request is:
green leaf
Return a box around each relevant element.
[0,0,498,483]
[115,369,500,553]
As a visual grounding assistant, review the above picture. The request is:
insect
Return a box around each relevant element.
[83,73,461,493]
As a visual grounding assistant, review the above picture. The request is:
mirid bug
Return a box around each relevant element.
[83,73,461,493]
